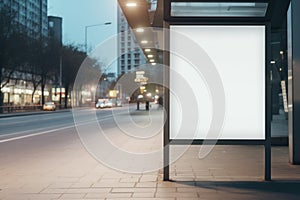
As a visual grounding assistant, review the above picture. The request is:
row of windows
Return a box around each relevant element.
[121,64,140,71]
[121,53,141,58]
[121,60,141,64]
[120,36,132,41]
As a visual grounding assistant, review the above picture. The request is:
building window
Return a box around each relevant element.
[135,60,140,65]
[49,21,54,28]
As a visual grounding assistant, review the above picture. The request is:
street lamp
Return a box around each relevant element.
[85,22,112,53]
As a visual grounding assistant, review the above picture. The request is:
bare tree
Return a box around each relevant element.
[61,45,101,108]
[0,7,29,112]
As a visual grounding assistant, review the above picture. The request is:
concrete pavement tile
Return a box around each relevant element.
[12,193,62,200]
[86,188,112,193]
[84,193,108,199]
[97,178,121,182]
[48,182,73,189]
[1,181,25,189]
[59,193,86,199]
[111,188,135,193]
[78,176,101,183]
[132,192,155,198]
[8,187,45,194]
[112,187,157,193]
[120,177,140,183]
[41,188,68,194]
[65,188,94,193]
[140,175,158,182]
[156,188,176,193]
[132,188,157,193]
[55,177,80,183]
[92,182,135,188]
[101,172,125,179]
[70,182,94,188]
[121,174,143,179]
[135,182,157,187]
[106,192,133,198]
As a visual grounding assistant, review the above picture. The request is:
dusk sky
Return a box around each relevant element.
[48,0,118,72]
[48,0,117,49]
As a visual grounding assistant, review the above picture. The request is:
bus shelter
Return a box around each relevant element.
[162,0,290,181]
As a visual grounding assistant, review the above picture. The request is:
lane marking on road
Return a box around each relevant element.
[0,125,76,143]
[0,113,71,126]
[0,116,114,144]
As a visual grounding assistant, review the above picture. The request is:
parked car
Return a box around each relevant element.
[95,99,113,109]
[95,100,106,109]
[43,102,56,111]
[105,99,113,108]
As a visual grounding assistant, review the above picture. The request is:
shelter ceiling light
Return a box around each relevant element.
[126,2,137,7]
[149,59,155,62]
[136,28,144,32]
[147,54,154,58]
[151,63,157,66]
[141,40,148,44]
[145,48,151,52]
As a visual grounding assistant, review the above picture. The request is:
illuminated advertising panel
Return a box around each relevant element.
[170,26,265,140]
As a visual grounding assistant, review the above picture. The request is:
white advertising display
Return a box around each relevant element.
[170,26,265,140]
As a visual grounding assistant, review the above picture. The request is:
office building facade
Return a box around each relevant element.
[0,0,49,107]
[48,16,62,44]
[117,6,146,75]
[0,0,48,39]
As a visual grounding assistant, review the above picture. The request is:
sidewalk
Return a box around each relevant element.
[0,107,299,200]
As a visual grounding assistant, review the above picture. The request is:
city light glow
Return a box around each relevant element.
[126,2,137,7]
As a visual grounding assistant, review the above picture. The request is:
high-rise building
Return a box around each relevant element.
[0,0,49,106]
[0,0,48,39]
[117,6,146,75]
[48,16,62,44]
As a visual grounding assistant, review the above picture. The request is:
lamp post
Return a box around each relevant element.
[85,22,112,53]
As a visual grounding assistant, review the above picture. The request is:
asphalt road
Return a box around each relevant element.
[0,106,131,143]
